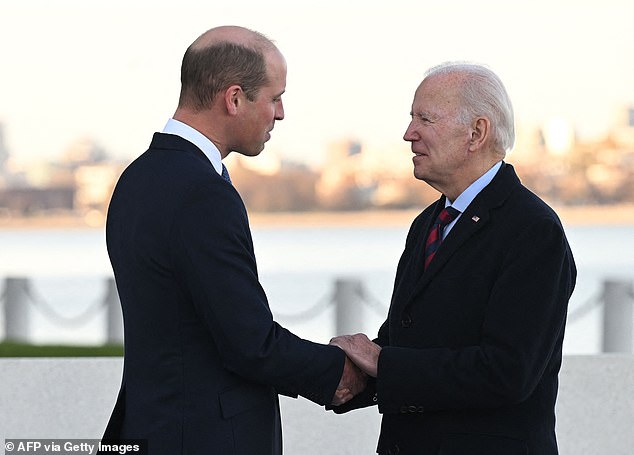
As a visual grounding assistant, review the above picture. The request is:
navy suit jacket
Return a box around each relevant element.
[103,133,345,455]
[335,163,576,455]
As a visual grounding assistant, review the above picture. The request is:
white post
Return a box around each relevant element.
[4,277,30,343]
[334,278,364,336]
[105,277,124,345]
[602,279,633,353]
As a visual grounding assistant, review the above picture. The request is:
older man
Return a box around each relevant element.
[102,26,364,455]
[331,62,576,455]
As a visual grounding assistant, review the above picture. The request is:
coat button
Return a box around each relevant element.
[400,315,412,328]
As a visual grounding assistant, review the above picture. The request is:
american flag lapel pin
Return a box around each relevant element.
[471,216,480,222]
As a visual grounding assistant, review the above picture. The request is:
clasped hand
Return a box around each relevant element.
[329,333,381,406]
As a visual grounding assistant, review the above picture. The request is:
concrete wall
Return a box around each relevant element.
[556,355,634,455]
[0,355,632,454]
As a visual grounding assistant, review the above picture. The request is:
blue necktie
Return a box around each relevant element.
[221,164,231,183]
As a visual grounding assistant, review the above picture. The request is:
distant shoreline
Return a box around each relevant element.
[1,204,634,230]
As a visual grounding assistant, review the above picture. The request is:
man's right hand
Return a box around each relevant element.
[331,354,367,406]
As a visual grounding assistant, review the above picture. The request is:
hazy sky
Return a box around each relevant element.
[1,0,633,166]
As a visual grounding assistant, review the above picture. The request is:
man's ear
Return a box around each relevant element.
[224,85,243,116]
[469,117,490,151]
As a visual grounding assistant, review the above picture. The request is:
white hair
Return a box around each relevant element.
[425,61,515,153]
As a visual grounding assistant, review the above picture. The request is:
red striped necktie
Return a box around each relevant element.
[424,206,460,270]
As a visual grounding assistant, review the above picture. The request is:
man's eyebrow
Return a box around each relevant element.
[412,109,436,119]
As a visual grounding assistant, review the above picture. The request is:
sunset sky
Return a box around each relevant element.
[1,0,633,167]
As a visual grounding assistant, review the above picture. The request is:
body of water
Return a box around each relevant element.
[0,222,633,353]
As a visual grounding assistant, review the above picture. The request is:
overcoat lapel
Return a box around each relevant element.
[398,200,444,302]
[419,201,491,283]
[415,198,446,270]
[406,163,520,304]
[387,198,442,322]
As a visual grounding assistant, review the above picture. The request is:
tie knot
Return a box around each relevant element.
[437,206,460,227]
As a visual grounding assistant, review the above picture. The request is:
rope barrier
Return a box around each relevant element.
[567,292,603,323]
[273,280,612,326]
[1,277,631,333]
[355,285,388,317]
[23,281,107,328]
[273,291,335,323]
[358,283,622,326]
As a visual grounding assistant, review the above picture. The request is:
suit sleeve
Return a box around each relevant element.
[375,216,576,413]
[171,183,345,406]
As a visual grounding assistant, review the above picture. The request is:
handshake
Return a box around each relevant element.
[329,333,381,406]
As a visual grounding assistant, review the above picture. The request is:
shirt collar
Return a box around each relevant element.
[161,118,223,175]
[446,161,503,211]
